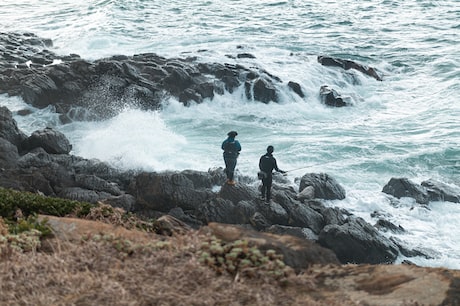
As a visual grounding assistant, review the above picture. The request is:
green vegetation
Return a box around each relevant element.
[199,236,290,279]
[7,214,52,237]
[0,187,93,218]
[0,186,92,253]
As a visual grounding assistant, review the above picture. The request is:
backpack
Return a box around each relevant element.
[224,140,238,154]
[259,155,273,172]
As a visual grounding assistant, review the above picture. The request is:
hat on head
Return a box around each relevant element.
[267,145,274,153]
[227,131,238,137]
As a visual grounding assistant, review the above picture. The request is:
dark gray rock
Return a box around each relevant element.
[319,85,350,107]
[0,138,19,169]
[317,55,383,81]
[234,200,258,224]
[1,33,294,121]
[0,106,27,147]
[181,168,226,188]
[257,198,290,226]
[266,225,318,241]
[58,187,104,203]
[218,182,258,204]
[22,127,72,154]
[196,198,238,224]
[101,194,136,212]
[130,171,214,214]
[421,179,460,203]
[374,218,405,234]
[75,174,122,196]
[299,173,346,200]
[287,81,304,98]
[312,204,350,226]
[21,74,59,107]
[382,177,430,204]
[318,216,399,264]
[274,193,325,234]
[245,77,278,103]
[390,236,436,259]
[249,212,271,231]
[167,207,203,229]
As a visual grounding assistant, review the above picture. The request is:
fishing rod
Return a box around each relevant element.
[284,160,337,173]
[284,166,312,173]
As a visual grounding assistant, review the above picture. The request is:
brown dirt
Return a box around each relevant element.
[1,215,459,306]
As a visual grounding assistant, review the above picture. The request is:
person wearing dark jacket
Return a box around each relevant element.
[259,145,285,202]
[221,131,241,185]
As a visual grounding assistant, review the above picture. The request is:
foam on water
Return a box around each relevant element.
[62,108,188,172]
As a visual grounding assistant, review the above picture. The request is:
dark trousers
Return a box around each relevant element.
[261,175,273,200]
[224,157,237,180]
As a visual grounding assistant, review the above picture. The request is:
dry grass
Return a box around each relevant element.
[0,224,338,306]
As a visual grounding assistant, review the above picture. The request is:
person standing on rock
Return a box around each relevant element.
[221,131,241,185]
[259,145,286,202]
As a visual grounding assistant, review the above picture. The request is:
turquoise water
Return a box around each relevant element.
[0,0,459,268]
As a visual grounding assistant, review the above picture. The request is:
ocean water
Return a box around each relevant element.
[1,0,459,268]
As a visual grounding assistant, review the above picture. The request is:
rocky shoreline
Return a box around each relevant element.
[2,32,460,268]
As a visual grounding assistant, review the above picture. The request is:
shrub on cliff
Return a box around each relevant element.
[0,187,93,218]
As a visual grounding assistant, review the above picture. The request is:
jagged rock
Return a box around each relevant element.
[257,199,290,226]
[319,85,350,107]
[374,218,405,234]
[228,201,257,225]
[287,81,304,98]
[249,211,271,230]
[236,53,256,59]
[299,173,346,200]
[75,174,122,196]
[17,147,53,168]
[245,77,278,103]
[274,193,325,233]
[0,138,19,169]
[131,171,215,214]
[100,194,136,212]
[58,187,103,203]
[390,236,436,260]
[21,74,59,108]
[196,198,239,224]
[0,33,297,121]
[310,203,351,226]
[167,207,203,229]
[318,216,399,264]
[297,185,314,201]
[421,179,460,203]
[16,149,76,194]
[266,225,318,241]
[13,171,55,195]
[382,177,430,204]
[22,127,72,154]
[181,168,226,188]
[0,106,27,147]
[218,182,258,204]
[317,55,383,81]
